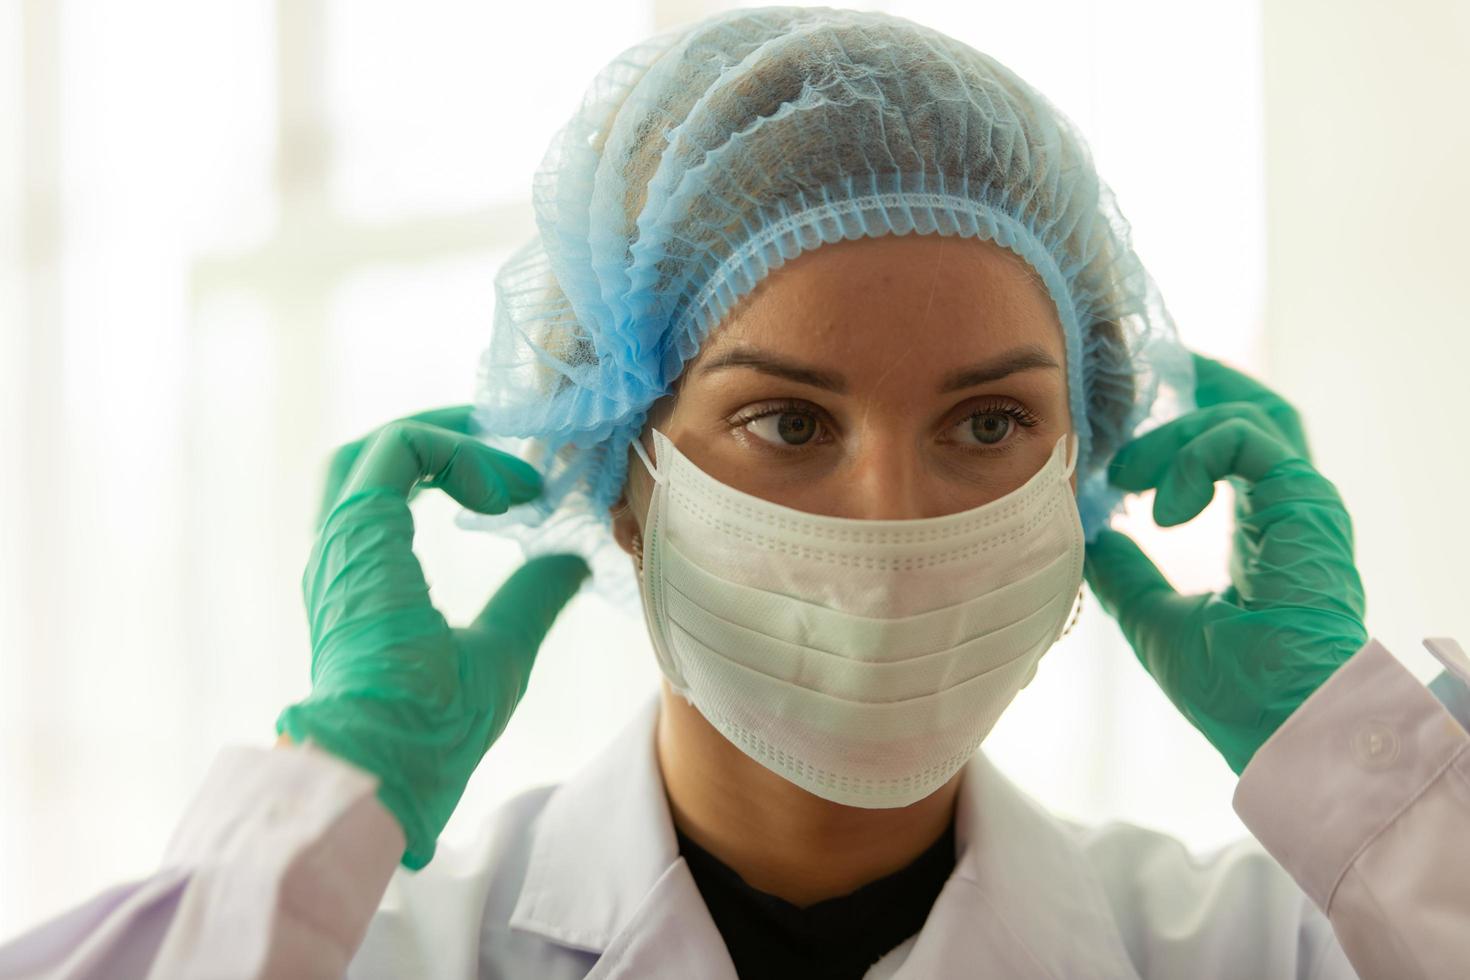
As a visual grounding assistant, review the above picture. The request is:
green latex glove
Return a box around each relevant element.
[1083,354,1368,775]
[276,406,590,869]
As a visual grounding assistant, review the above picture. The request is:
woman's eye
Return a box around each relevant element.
[957,411,1016,446]
[745,410,822,446]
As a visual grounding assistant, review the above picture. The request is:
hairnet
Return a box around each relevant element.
[457,5,1194,594]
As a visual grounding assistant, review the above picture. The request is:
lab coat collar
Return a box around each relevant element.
[902,752,1139,978]
[510,696,1137,978]
[508,696,680,954]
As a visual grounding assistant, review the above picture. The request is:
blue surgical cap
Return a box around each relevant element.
[459,5,1194,589]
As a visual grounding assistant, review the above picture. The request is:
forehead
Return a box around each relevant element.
[695,234,1064,371]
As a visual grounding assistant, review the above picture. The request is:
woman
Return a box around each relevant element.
[3,7,1468,979]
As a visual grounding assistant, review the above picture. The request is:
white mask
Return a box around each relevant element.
[632,429,1085,808]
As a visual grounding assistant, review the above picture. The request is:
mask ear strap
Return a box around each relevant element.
[1062,433,1080,481]
[631,432,667,486]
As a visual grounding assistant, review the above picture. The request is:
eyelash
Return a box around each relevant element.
[729,399,1042,450]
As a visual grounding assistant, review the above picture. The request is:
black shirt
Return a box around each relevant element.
[675,821,957,980]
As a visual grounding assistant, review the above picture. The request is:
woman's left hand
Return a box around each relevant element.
[1083,353,1368,775]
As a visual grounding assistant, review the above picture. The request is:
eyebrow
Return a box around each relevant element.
[695,343,1062,394]
[937,344,1062,392]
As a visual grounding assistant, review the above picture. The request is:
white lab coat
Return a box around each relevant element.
[2,637,1468,979]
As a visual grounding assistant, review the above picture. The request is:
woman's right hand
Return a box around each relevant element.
[275,406,589,869]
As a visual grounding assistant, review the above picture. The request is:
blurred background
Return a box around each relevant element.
[2,0,1466,941]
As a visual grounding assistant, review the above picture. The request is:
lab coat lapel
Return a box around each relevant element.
[893,753,1139,979]
[508,695,734,976]
[508,696,675,952]
[585,859,737,980]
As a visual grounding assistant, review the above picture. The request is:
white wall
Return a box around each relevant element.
[1261,0,1470,672]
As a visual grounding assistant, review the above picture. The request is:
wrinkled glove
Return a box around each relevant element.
[1083,354,1368,775]
[276,406,589,868]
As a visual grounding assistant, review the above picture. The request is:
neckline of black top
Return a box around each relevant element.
[674,818,958,980]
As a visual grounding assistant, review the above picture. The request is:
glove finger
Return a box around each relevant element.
[1110,407,1297,497]
[1146,419,1363,617]
[338,419,541,517]
[315,405,478,530]
[303,491,447,649]
[1084,530,1195,659]
[1191,354,1311,460]
[1232,463,1365,617]
[1150,418,1295,526]
[459,554,592,723]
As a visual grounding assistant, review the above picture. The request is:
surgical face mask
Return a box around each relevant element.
[632,429,1086,808]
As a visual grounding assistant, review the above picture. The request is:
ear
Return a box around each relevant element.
[610,487,642,557]
[613,405,671,557]
[610,440,650,557]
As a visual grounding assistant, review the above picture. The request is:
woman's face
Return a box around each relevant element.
[612,233,1074,551]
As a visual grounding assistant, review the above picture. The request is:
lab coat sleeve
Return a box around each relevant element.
[0,742,404,980]
[1233,637,1470,980]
